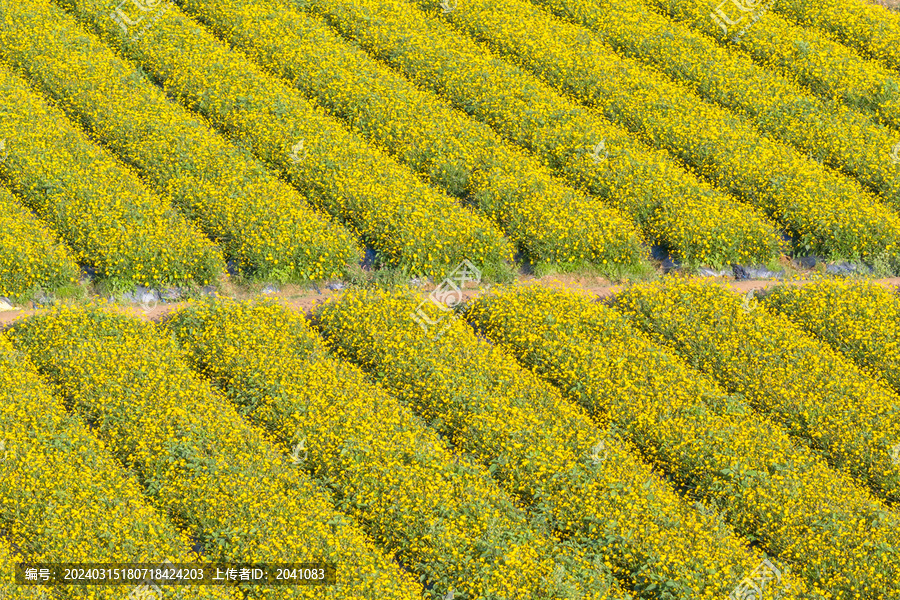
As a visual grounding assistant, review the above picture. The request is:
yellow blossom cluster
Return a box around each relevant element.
[0,538,48,600]
[650,0,900,132]
[287,0,783,268]
[165,298,630,600]
[613,279,900,506]
[0,333,241,600]
[51,0,512,281]
[763,280,900,393]
[405,0,900,259]
[0,0,363,282]
[527,0,900,211]
[0,183,78,301]
[165,0,647,272]
[464,284,900,598]
[6,306,425,600]
[770,0,900,74]
[0,63,224,287]
[310,288,800,599]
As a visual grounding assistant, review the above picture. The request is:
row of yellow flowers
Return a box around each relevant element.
[310,288,802,599]
[770,0,900,75]
[528,0,900,212]
[763,280,900,394]
[464,284,900,598]
[405,0,900,260]
[0,540,47,600]
[612,279,900,506]
[172,0,644,272]
[0,333,241,600]
[51,0,512,281]
[165,299,630,600]
[649,0,900,134]
[0,183,78,301]
[0,0,362,283]
[288,0,783,268]
[6,306,425,600]
[0,62,223,287]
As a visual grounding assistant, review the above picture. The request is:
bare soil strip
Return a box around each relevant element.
[2,275,899,327]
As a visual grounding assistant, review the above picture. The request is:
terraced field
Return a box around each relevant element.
[2,0,900,598]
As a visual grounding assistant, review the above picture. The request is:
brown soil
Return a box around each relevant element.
[2,275,900,327]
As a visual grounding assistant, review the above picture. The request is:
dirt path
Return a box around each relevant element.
[2,275,900,327]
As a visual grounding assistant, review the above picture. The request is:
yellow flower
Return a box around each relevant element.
[7,306,423,600]
[0,0,363,282]
[0,62,224,287]
[29,0,513,280]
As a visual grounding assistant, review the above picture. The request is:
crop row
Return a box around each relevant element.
[291,0,783,268]
[0,183,78,301]
[0,343,59,600]
[650,0,900,133]
[6,307,424,599]
[403,0,900,259]
[0,539,46,600]
[310,289,803,598]
[0,0,363,283]
[165,299,629,600]
[612,279,900,506]
[0,62,224,287]
[763,280,900,394]
[0,333,241,600]
[528,0,900,212]
[464,284,900,598]
[50,0,513,281]
[771,0,900,75]
[173,0,645,272]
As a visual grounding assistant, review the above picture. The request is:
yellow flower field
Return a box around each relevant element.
[771,0,900,74]
[763,280,900,393]
[649,0,900,133]
[0,62,224,287]
[0,539,49,600]
[286,0,783,268]
[613,279,900,506]
[0,183,78,301]
[6,306,425,600]
[0,333,242,600]
[311,288,805,599]
[402,0,900,259]
[1,0,900,596]
[51,0,513,280]
[165,298,630,600]
[527,0,900,212]
[0,0,363,282]
[464,284,900,597]
[169,0,651,272]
